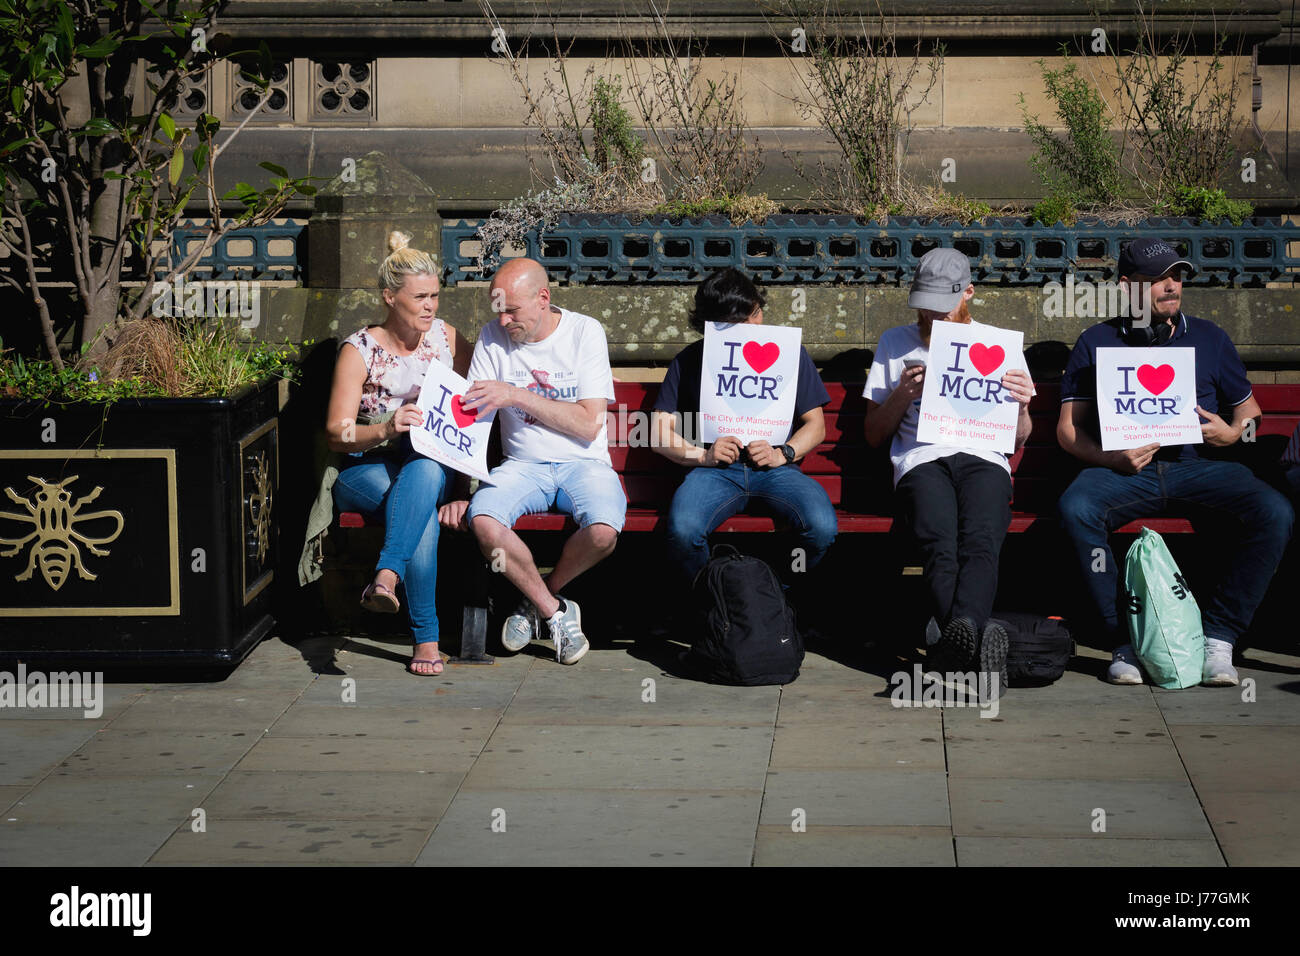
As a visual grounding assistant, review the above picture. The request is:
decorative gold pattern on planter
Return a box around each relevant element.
[238,419,279,605]
[0,476,125,591]
[248,451,272,566]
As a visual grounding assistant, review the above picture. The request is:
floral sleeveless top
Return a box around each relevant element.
[343,320,454,419]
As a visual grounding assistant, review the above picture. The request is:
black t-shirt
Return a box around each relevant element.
[653,338,831,450]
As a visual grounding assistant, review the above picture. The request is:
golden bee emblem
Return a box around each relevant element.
[0,475,126,591]
[247,452,272,566]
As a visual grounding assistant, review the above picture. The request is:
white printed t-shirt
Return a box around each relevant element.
[865,321,1012,487]
[467,305,614,465]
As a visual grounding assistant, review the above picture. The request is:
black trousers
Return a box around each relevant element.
[895,453,1012,632]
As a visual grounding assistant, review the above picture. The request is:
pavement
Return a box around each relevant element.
[1,634,1298,866]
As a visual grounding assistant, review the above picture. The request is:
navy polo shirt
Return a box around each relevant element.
[654,338,831,454]
[1060,313,1253,461]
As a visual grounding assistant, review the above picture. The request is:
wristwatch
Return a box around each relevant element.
[778,443,796,464]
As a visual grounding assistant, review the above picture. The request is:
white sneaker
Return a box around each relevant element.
[1201,637,1239,686]
[501,599,538,653]
[1107,644,1144,685]
[547,597,589,665]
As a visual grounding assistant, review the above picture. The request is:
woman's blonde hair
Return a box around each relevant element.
[378,230,439,292]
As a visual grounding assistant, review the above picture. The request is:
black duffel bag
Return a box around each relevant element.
[988,613,1074,687]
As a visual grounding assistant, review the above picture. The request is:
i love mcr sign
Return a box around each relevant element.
[1095,347,1202,451]
[917,320,1030,454]
[700,322,803,444]
[409,360,496,480]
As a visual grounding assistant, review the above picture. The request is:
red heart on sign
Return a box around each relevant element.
[968,343,1005,377]
[1137,364,1175,395]
[743,341,780,374]
[451,395,477,429]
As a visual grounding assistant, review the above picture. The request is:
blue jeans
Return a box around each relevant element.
[666,462,838,583]
[1058,459,1294,648]
[333,451,453,644]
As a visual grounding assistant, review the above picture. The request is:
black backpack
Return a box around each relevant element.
[989,612,1074,687]
[686,544,804,686]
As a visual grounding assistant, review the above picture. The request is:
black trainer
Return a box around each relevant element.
[977,618,1010,701]
[931,616,978,673]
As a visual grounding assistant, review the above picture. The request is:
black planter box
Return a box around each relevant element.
[0,381,280,667]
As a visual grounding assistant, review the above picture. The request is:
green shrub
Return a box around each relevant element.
[1021,50,1123,209]
[1155,186,1253,225]
[1030,194,1080,226]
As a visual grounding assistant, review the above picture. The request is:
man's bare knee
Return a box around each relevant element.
[588,523,619,553]
[470,515,508,549]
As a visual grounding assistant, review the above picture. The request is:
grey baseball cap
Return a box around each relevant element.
[909,247,972,313]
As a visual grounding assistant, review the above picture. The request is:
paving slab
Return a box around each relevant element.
[416,788,760,866]
[1150,668,1300,725]
[0,720,103,786]
[267,703,504,739]
[754,825,956,866]
[234,734,485,774]
[298,672,526,710]
[945,736,1188,781]
[199,770,462,822]
[0,682,146,721]
[0,785,31,814]
[943,703,1171,739]
[6,772,222,825]
[758,769,950,827]
[949,778,1215,839]
[55,729,258,776]
[1198,790,1300,866]
[768,720,946,771]
[0,821,180,866]
[1167,724,1300,792]
[955,836,1225,866]
[462,723,773,791]
[106,688,305,733]
[151,820,433,864]
[502,671,779,726]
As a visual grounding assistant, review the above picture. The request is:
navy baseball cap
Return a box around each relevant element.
[1119,237,1195,279]
[909,248,972,313]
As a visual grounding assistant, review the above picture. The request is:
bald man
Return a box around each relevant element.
[438,258,623,664]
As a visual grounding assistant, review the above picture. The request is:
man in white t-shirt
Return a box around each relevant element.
[438,258,625,665]
[864,248,1034,690]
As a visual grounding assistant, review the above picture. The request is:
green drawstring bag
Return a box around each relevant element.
[1122,528,1205,689]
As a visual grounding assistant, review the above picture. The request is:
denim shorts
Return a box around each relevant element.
[467,458,627,532]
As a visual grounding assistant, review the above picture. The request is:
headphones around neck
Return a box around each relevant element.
[1122,314,1177,347]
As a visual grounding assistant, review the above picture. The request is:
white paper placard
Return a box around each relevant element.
[408,360,496,480]
[699,322,804,445]
[916,320,1028,454]
[1095,347,1202,451]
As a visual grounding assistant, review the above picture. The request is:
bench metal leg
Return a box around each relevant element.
[451,604,494,664]
[451,541,494,664]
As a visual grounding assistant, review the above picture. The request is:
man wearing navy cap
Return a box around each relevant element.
[1056,237,1294,686]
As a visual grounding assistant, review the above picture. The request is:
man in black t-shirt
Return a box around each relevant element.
[1057,238,1294,686]
[650,269,838,583]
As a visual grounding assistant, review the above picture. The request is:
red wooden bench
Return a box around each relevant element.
[337,381,1300,659]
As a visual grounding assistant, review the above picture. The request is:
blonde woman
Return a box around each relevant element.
[324,232,472,675]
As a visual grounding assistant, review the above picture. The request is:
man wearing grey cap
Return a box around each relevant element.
[865,247,1035,689]
[1056,237,1294,686]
